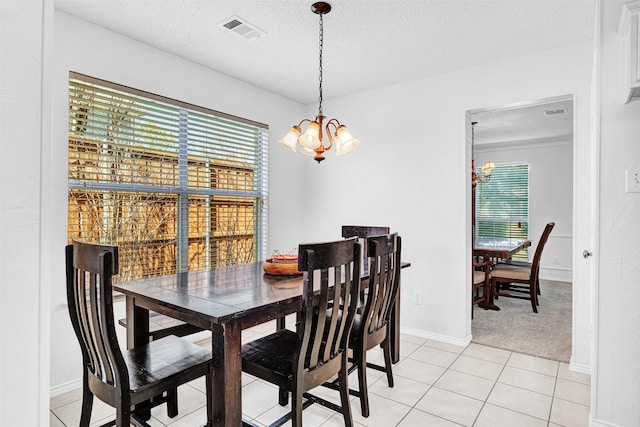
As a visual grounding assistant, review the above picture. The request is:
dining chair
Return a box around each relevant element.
[472,257,491,318]
[342,225,390,302]
[66,239,213,427]
[342,225,390,238]
[338,233,401,418]
[241,238,361,427]
[490,222,555,312]
[498,222,555,297]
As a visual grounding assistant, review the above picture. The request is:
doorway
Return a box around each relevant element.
[467,95,574,362]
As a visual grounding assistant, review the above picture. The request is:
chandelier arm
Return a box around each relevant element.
[324,122,335,150]
[297,118,313,128]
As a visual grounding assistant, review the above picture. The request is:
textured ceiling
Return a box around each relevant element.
[472,98,574,145]
[54,0,595,106]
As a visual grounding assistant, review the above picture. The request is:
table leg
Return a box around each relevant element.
[485,278,501,311]
[125,297,152,420]
[125,296,150,349]
[211,320,242,427]
[391,282,401,364]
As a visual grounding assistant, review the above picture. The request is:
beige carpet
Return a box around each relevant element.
[471,279,572,362]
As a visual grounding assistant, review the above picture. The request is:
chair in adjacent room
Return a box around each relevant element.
[490,222,555,313]
[472,257,492,318]
[498,221,556,297]
[66,239,213,427]
[343,233,401,418]
[241,238,361,427]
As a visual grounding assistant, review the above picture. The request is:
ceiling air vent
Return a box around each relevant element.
[220,16,264,40]
[544,109,567,116]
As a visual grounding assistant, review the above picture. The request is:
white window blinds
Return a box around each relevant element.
[68,72,268,282]
[475,163,529,257]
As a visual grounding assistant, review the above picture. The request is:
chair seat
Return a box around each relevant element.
[473,270,488,285]
[492,263,532,281]
[126,334,211,395]
[242,329,299,388]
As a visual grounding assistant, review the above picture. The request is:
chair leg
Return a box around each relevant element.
[381,338,394,388]
[167,387,178,418]
[291,385,303,427]
[278,388,289,406]
[116,398,131,427]
[338,360,354,427]
[530,283,538,313]
[79,374,93,427]
[355,345,369,417]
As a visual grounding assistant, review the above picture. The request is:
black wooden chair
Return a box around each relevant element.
[345,233,401,418]
[342,225,390,304]
[66,239,213,427]
[490,222,555,312]
[241,238,361,427]
[342,225,390,239]
[342,225,390,273]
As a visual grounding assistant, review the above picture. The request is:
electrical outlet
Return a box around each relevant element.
[626,168,640,193]
[413,292,423,305]
[553,256,559,265]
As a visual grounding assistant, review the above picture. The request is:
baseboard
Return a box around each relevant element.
[50,378,81,398]
[540,266,572,282]
[400,326,471,347]
[590,416,623,427]
[569,358,591,375]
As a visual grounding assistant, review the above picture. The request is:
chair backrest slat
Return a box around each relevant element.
[363,234,401,335]
[297,238,361,373]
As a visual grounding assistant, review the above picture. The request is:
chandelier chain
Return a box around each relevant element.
[318,12,324,116]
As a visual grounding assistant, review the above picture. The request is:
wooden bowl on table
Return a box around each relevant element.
[262,255,302,276]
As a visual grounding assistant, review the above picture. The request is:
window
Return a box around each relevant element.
[475,163,529,258]
[68,73,268,282]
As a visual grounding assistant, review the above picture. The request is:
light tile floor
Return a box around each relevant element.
[50,320,591,427]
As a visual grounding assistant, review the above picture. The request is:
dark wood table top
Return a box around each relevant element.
[115,261,411,326]
[115,262,311,329]
[473,237,531,260]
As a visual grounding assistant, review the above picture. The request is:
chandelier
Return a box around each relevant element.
[471,121,495,187]
[278,2,359,163]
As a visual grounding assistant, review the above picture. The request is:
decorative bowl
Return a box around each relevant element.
[262,258,302,276]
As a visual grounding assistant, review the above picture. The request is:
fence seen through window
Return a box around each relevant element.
[68,73,268,282]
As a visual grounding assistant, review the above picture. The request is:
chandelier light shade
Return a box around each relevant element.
[471,121,495,187]
[278,2,359,163]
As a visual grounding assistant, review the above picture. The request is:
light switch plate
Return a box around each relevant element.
[626,168,640,193]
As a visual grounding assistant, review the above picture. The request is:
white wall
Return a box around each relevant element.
[300,41,593,368]
[592,1,640,426]
[476,138,574,282]
[0,0,53,425]
[49,11,308,392]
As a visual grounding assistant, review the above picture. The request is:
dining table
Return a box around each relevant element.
[473,236,531,310]
[114,260,410,426]
[473,236,531,262]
